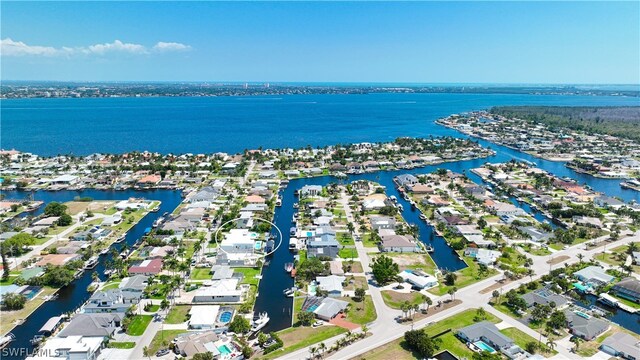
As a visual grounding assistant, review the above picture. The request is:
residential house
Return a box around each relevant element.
[175,332,221,357]
[456,321,522,357]
[316,275,346,297]
[128,258,163,276]
[612,277,640,304]
[380,235,419,253]
[399,269,438,289]
[574,266,615,286]
[188,305,220,329]
[300,185,323,197]
[192,278,242,303]
[564,309,610,340]
[370,216,396,230]
[522,287,569,309]
[600,332,640,360]
[83,290,138,313]
[58,313,123,338]
[25,336,103,360]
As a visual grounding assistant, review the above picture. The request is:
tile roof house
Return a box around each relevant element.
[128,258,163,275]
[563,309,610,340]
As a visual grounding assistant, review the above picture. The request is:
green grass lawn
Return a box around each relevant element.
[102,281,121,290]
[612,294,640,309]
[337,232,355,246]
[501,327,557,357]
[233,267,262,285]
[149,330,187,353]
[428,256,498,296]
[125,315,153,336]
[107,341,136,349]
[339,247,358,259]
[146,304,160,313]
[381,290,424,309]
[165,305,191,324]
[343,296,376,325]
[190,267,212,280]
[260,326,347,360]
[361,233,379,248]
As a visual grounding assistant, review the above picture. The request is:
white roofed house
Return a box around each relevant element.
[370,216,396,230]
[25,336,103,360]
[316,275,346,297]
[300,185,323,197]
[51,174,79,185]
[574,266,615,287]
[399,269,438,289]
[192,278,242,303]
[220,229,256,254]
[188,186,218,203]
[188,305,220,329]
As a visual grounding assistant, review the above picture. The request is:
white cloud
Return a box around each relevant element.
[86,40,148,55]
[0,38,191,57]
[153,42,191,52]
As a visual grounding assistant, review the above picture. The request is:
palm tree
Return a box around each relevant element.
[142,346,151,360]
[570,337,583,352]
[318,342,327,358]
[309,346,317,359]
[577,253,584,263]
[361,324,369,335]
[412,304,420,319]
[546,338,556,351]
[526,268,535,282]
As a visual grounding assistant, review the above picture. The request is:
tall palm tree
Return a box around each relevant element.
[546,338,556,351]
[570,337,583,352]
[577,253,584,263]
[318,342,326,358]
[309,346,317,359]
[142,346,151,360]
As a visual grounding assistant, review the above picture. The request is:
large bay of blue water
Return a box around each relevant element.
[2,93,638,156]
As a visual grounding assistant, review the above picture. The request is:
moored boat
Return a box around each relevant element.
[0,333,16,349]
[251,312,270,332]
[84,256,99,270]
[284,262,293,272]
[621,179,640,191]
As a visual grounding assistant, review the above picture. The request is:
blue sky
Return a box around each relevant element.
[1,1,638,84]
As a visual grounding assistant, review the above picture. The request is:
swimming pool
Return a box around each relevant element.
[573,282,589,292]
[218,344,232,355]
[219,311,233,323]
[473,341,496,353]
[21,286,42,300]
[254,241,262,251]
[308,284,317,296]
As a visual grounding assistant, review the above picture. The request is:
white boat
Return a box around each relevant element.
[289,238,298,251]
[114,234,126,243]
[104,269,115,277]
[84,256,99,269]
[0,333,16,349]
[419,214,427,221]
[283,288,295,297]
[251,312,270,332]
[99,247,110,256]
[284,262,294,272]
[276,197,282,207]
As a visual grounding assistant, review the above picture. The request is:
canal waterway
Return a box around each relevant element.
[2,189,182,359]
[3,134,640,349]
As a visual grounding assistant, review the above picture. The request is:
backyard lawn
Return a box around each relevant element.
[260,326,347,360]
[190,267,212,280]
[107,341,136,349]
[381,290,424,309]
[165,305,191,324]
[428,255,498,296]
[501,327,557,357]
[233,267,262,285]
[148,330,187,353]
[125,315,153,336]
[343,296,376,325]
